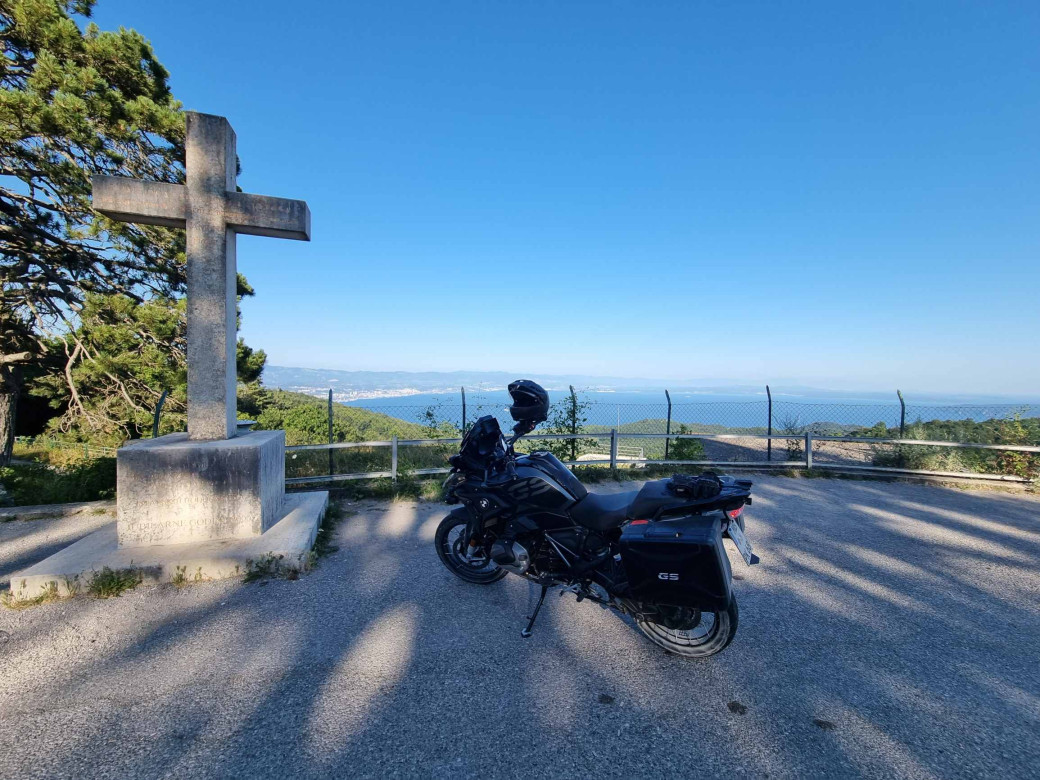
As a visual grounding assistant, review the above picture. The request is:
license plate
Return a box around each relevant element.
[726,521,758,566]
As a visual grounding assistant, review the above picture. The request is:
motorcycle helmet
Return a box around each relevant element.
[508,379,550,423]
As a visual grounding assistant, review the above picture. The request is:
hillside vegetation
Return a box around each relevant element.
[240,388,452,483]
[5,390,438,505]
[7,389,1037,506]
[241,388,427,446]
[847,416,1040,444]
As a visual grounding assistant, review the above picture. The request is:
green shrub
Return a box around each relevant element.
[668,424,707,462]
[0,458,116,506]
[870,416,1040,479]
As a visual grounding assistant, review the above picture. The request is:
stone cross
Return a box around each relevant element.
[92,111,310,441]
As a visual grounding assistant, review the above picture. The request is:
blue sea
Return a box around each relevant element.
[343,389,1039,430]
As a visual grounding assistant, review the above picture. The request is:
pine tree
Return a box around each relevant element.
[0,0,187,463]
[30,285,267,445]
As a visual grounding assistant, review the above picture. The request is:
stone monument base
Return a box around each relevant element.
[117,430,285,547]
[6,492,327,601]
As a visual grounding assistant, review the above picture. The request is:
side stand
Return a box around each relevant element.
[521,585,549,638]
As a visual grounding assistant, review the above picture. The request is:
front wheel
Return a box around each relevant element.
[635,596,739,658]
[435,511,507,584]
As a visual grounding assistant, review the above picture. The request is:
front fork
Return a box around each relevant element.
[464,536,484,563]
[462,508,489,563]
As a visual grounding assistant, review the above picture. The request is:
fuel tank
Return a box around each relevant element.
[509,451,588,512]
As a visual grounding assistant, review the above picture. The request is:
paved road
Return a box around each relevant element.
[1,476,1038,779]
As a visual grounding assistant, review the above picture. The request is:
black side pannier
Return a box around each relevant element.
[619,515,732,609]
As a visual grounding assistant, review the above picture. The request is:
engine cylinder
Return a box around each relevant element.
[490,540,530,574]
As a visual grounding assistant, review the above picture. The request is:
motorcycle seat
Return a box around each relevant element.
[570,490,639,532]
[628,478,751,520]
[627,480,691,520]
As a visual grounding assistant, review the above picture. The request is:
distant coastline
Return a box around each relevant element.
[261,365,1040,406]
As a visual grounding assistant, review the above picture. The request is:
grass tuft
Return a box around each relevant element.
[243,553,300,583]
[87,567,141,599]
[1,581,61,610]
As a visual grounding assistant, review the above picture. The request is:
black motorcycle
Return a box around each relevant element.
[435,380,758,658]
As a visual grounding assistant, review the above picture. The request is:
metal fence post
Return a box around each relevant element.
[391,434,398,483]
[766,385,772,462]
[569,385,578,462]
[805,432,812,470]
[328,389,334,476]
[897,389,906,438]
[152,388,169,439]
[461,386,466,433]
[664,389,672,460]
[610,428,618,472]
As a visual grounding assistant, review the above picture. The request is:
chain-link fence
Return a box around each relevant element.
[338,392,1034,428]
[332,390,1037,444]
[281,386,1039,484]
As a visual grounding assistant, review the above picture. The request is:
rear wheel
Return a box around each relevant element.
[435,512,507,584]
[635,596,739,658]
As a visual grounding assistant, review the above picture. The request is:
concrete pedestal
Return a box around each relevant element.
[6,492,328,601]
[5,428,332,603]
[117,431,285,547]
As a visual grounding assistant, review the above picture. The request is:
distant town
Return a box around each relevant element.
[259,365,665,402]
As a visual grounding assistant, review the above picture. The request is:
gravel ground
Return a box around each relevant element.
[1,475,1038,780]
[0,508,113,589]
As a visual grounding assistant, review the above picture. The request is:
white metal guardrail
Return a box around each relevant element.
[284,431,1039,486]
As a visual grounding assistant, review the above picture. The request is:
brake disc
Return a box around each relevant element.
[656,605,702,630]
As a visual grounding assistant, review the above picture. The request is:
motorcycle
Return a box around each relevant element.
[435,381,758,658]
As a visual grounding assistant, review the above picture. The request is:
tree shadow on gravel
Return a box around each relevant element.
[0,513,112,589]
[1,479,1038,779]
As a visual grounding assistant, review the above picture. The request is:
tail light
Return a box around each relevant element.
[726,506,744,521]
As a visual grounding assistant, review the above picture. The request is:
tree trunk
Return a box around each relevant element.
[0,365,21,468]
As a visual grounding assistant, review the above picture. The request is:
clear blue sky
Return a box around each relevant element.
[92,1,1039,394]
